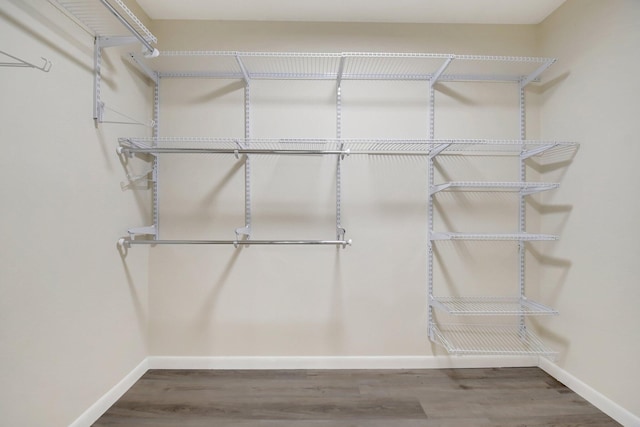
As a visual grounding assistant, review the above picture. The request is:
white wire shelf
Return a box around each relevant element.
[118,137,577,157]
[52,0,156,44]
[430,297,558,316]
[430,181,559,195]
[430,232,559,241]
[432,323,557,358]
[128,51,555,84]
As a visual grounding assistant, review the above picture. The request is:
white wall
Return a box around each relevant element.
[148,21,541,357]
[538,0,640,419]
[0,1,152,425]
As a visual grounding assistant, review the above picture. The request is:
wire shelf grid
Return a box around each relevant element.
[430,296,558,315]
[133,51,556,82]
[432,323,557,357]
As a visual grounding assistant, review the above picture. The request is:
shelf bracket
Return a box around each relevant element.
[520,60,556,88]
[235,54,251,85]
[429,183,452,195]
[521,143,557,159]
[430,56,454,88]
[336,56,346,90]
[127,225,157,238]
[428,143,451,159]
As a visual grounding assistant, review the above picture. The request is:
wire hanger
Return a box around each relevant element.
[0,50,52,72]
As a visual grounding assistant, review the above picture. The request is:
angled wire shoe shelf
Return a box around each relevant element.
[431,324,558,359]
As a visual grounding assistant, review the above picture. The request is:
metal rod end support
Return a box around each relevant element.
[118,238,131,249]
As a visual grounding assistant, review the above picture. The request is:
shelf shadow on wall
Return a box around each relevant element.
[526,197,573,236]
[201,158,245,207]
[433,83,476,106]
[191,81,247,103]
[117,242,147,338]
[197,247,244,332]
[526,242,572,304]
[117,151,153,228]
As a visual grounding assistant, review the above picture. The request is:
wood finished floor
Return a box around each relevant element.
[94,368,620,426]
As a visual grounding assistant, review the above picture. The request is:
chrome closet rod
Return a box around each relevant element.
[98,0,155,55]
[119,147,349,155]
[121,239,352,247]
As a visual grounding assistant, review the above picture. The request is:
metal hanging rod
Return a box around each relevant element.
[119,238,352,249]
[0,50,52,72]
[117,146,349,156]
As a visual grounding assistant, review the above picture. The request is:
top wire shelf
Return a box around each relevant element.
[129,51,556,84]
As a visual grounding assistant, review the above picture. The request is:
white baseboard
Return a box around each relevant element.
[539,358,640,427]
[69,358,149,427]
[147,355,538,370]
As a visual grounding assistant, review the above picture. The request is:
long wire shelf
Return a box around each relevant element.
[432,323,557,358]
[430,181,559,195]
[129,51,555,84]
[430,297,558,316]
[118,137,577,157]
[430,232,559,241]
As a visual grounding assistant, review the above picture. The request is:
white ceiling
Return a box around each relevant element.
[136,0,566,25]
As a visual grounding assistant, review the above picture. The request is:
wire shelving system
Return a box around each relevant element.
[48,2,579,357]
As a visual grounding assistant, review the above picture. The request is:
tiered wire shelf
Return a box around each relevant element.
[432,324,557,358]
[430,296,558,316]
[430,181,559,195]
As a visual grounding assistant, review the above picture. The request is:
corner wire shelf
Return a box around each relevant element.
[52,0,156,47]
[118,137,578,158]
[128,51,555,86]
[430,181,559,195]
[432,323,557,358]
[430,296,558,316]
[430,232,559,241]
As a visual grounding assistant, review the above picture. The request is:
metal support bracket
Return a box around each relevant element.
[430,56,454,88]
[127,225,157,237]
[428,143,451,159]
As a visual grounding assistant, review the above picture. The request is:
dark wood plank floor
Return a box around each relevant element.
[94,368,620,426]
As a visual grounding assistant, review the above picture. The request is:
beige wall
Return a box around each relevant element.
[148,21,541,357]
[0,1,151,425]
[538,0,640,418]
